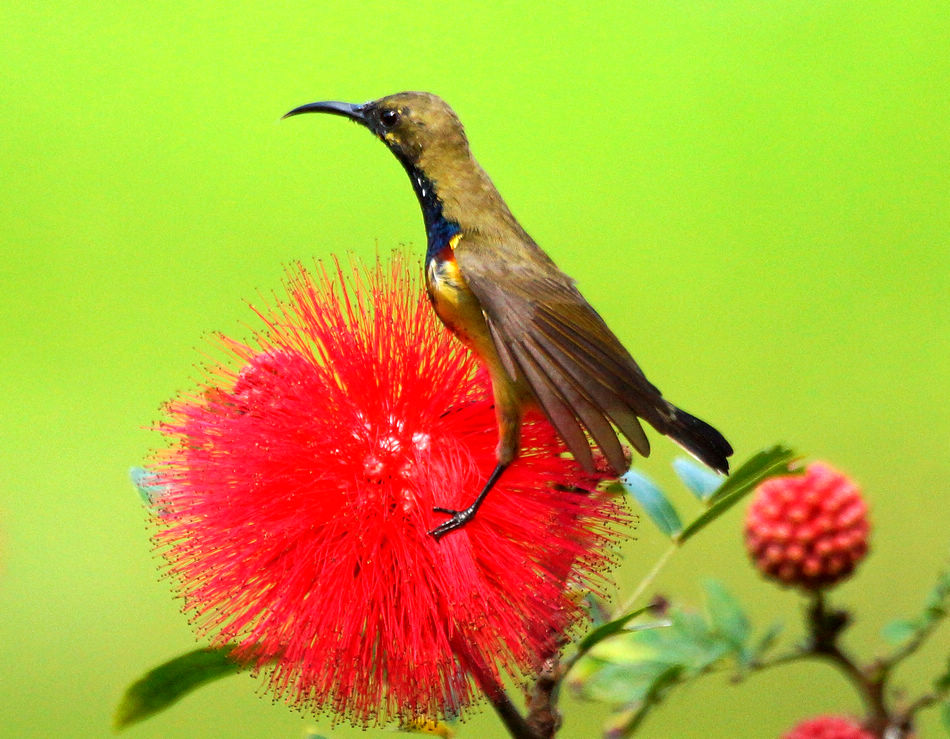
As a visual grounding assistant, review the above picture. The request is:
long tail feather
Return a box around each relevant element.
[656,404,733,474]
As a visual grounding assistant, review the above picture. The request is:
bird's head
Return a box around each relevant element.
[284,91,518,234]
[284,91,470,173]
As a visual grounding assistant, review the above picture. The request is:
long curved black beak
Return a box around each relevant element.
[282,100,367,123]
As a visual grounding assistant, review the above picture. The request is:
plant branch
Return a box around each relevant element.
[724,589,950,738]
[464,655,540,739]
[806,592,890,733]
[486,690,539,739]
[524,652,562,739]
[899,687,947,720]
[718,591,891,733]
[879,565,948,677]
[878,620,941,675]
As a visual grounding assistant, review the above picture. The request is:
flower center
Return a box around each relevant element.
[355,413,432,515]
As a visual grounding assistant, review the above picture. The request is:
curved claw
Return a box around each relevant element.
[428,506,475,539]
[427,462,510,539]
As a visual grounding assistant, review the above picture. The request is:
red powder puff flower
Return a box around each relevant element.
[149,254,623,725]
[782,715,874,739]
[745,463,870,590]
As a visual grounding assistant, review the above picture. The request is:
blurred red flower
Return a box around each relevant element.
[149,254,623,724]
[782,714,874,739]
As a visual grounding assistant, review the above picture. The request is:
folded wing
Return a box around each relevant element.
[455,237,732,475]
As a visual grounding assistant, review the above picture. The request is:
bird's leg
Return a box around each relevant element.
[429,380,521,539]
[429,462,509,539]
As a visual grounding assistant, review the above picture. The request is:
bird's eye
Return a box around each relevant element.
[379,108,400,128]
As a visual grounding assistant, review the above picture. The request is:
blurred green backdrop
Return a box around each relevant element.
[1,1,947,737]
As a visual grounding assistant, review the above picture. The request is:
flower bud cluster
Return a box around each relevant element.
[746,463,869,589]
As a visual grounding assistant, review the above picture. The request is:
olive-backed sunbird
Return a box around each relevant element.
[284,92,733,538]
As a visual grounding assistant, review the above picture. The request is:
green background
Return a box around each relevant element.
[2,1,947,737]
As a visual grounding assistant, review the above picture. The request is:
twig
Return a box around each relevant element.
[806,592,890,734]
[464,655,540,739]
[878,567,948,678]
[486,690,539,739]
[524,653,562,739]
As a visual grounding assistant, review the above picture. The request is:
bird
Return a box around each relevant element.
[283,92,733,538]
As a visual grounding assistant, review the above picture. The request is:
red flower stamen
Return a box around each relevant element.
[149,254,624,724]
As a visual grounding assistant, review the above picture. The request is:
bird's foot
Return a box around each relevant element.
[428,462,509,538]
[428,504,478,539]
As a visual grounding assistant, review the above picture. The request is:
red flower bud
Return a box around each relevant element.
[745,463,869,590]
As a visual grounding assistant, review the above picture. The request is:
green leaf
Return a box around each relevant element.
[578,595,767,723]
[924,566,950,618]
[131,466,167,514]
[662,610,732,669]
[605,664,685,738]
[602,705,638,739]
[578,605,654,653]
[708,445,798,506]
[672,457,723,501]
[752,620,784,661]
[881,618,918,646]
[583,592,613,628]
[577,659,677,705]
[114,646,244,730]
[936,656,950,692]
[621,470,683,538]
[702,580,751,650]
[941,701,950,734]
[677,445,797,544]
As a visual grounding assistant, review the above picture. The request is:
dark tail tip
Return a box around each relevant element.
[665,408,733,475]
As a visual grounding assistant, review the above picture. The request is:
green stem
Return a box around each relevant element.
[612,543,678,619]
